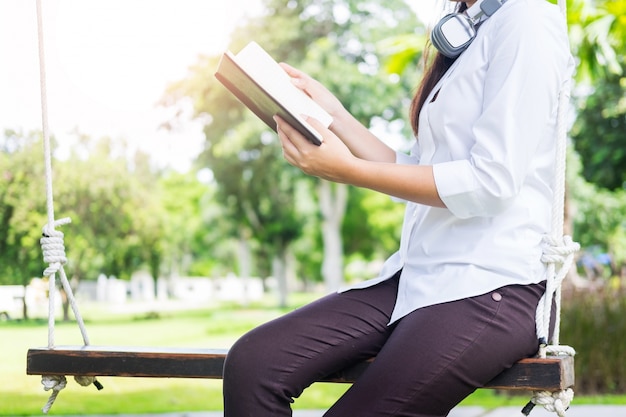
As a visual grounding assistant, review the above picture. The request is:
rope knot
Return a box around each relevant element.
[74,375,97,387]
[41,375,67,392]
[541,235,580,265]
[40,218,71,277]
[530,388,574,417]
[41,375,67,414]
[545,344,576,357]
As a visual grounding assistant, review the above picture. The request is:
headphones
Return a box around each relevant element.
[431,0,507,58]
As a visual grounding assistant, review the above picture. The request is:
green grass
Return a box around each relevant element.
[1,294,624,415]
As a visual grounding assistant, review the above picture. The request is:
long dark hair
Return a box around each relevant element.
[409,2,468,135]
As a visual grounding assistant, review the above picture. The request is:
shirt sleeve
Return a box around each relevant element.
[395,150,417,166]
[433,1,571,219]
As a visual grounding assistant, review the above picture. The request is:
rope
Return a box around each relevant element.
[522,0,579,415]
[41,376,66,414]
[521,388,575,417]
[35,0,101,412]
[537,235,579,353]
[40,375,102,414]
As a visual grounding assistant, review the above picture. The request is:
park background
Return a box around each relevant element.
[1,0,626,414]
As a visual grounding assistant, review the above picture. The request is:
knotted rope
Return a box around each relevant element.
[520,0,578,415]
[41,376,66,415]
[40,219,70,277]
[40,375,101,414]
[522,388,575,417]
[35,0,102,413]
[520,236,578,417]
[537,235,579,355]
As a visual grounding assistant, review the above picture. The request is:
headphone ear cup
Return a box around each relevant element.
[430,14,476,58]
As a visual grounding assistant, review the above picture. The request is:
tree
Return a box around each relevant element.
[163,0,424,299]
[0,129,173,319]
[157,170,225,278]
[567,149,626,278]
[567,0,625,83]
[568,0,626,191]
[570,66,626,191]
[52,134,165,284]
[565,0,626,277]
[0,130,48,319]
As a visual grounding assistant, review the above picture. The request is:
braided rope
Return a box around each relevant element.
[522,0,578,415]
[522,388,575,417]
[536,235,579,354]
[40,375,66,414]
[35,0,101,413]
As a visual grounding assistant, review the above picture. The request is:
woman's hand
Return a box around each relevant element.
[275,115,356,183]
[279,62,396,164]
[275,115,444,208]
[279,63,346,121]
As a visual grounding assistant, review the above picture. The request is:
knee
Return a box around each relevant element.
[223,327,274,386]
[223,326,295,414]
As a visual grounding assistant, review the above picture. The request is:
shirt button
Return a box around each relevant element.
[492,292,502,302]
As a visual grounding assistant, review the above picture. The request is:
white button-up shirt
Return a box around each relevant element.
[343,0,574,324]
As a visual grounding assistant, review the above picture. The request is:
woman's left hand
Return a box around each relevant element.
[275,115,357,184]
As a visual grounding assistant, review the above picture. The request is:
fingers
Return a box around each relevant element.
[278,62,300,77]
[305,116,327,133]
[275,115,325,148]
[275,115,308,150]
[274,115,322,169]
[279,62,316,95]
[274,115,352,183]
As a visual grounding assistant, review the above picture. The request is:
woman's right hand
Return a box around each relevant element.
[279,62,346,121]
[279,62,396,164]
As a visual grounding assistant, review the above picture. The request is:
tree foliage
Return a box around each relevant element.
[567,0,625,83]
[568,0,626,191]
[5,0,626,309]
[162,0,422,292]
[571,66,626,190]
[0,130,47,286]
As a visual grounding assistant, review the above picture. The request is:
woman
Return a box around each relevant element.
[223,0,573,415]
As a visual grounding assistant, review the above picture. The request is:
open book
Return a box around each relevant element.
[214,42,333,146]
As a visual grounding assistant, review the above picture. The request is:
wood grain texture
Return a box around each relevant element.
[27,346,574,390]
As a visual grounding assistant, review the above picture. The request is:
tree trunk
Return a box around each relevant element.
[237,231,253,279]
[237,232,253,306]
[272,252,288,308]
[21,284,29,320]
[318,181,348,292]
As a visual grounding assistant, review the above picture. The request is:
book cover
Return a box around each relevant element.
[214,42,332,146]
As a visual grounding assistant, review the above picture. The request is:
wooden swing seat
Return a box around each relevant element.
[27,345,574,391]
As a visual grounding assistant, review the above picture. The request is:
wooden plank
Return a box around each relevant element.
[27,346,228,379]
[27,346,574,390]
[486,355,575,391]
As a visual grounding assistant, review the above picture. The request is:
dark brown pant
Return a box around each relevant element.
[223,273,547,416]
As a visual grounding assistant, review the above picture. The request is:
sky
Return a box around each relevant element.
[0,0,438,172]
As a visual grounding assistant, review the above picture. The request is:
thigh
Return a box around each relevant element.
[223,274,400,411]
[325,283,545,417]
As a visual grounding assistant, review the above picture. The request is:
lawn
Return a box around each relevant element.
[1,295,352,415]
[1,294,624,415]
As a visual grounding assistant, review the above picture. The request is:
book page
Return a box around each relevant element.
[235,42,333,128]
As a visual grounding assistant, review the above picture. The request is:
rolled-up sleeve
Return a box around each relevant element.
[433,159,512,218]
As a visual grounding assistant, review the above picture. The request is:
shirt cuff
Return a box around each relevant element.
[433,159,482,219]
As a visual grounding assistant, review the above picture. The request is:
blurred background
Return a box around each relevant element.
[1,0,625,414]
